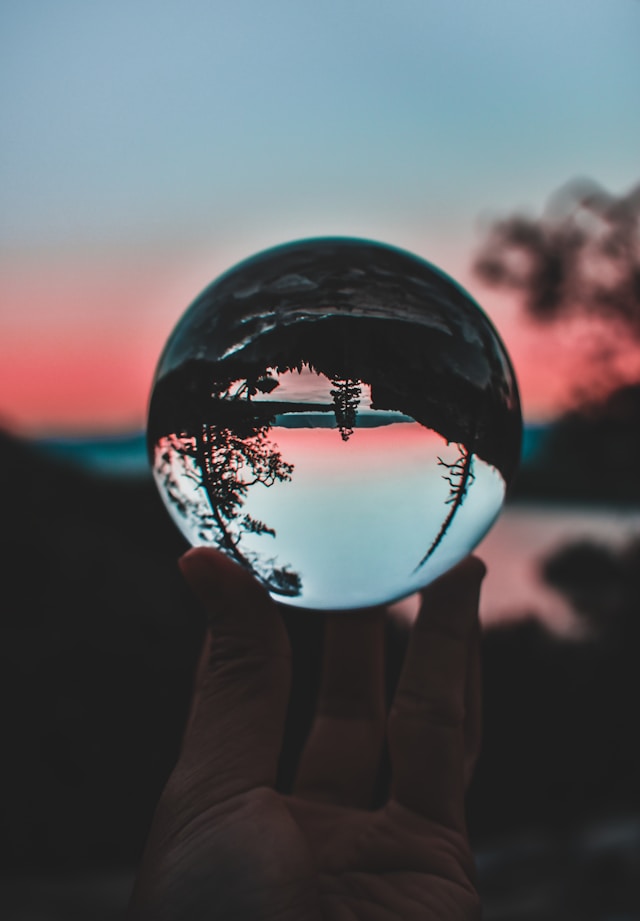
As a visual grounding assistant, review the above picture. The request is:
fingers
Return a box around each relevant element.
[175,548,292,807]
[388,557,485,831]
[294,608,386,808]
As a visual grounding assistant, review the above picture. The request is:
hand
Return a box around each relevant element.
[128,549,485,920]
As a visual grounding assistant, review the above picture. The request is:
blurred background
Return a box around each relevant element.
[1,1,639,917]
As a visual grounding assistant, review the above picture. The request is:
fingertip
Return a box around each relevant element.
[179,545,238,584]
[178,547,274,621]
[422,555,486,596]
[457,554,487,584]
[416,555,486,630]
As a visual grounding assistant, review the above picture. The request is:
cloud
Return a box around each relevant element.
[473,178,640,334]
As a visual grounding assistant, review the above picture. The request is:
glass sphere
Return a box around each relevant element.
[148,238,521,610]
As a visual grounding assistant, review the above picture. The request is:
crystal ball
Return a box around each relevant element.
[148,238,521,610]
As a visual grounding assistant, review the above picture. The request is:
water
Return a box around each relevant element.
[148,238,521,609]
[33,421,544,479]
[477,503,640,635]
[38,432,149,477]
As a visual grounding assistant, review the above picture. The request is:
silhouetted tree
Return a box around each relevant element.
[153,407,301,596]
[474,176,640,408]
[234,374,280,400]
[474,177,640,332]
[195,420,292,561]
[414,443,475,571]
[330,377,362,441]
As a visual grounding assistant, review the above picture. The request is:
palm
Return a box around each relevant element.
[287,796,479,919]
[140,788,478,920]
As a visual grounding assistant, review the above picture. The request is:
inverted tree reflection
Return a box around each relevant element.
[153,382,302,596]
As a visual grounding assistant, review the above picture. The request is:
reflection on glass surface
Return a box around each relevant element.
[148,238,521,609]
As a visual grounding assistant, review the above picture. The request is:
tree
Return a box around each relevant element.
[329,377,362,441]
[153,402,301,597]
[473,176,640,500]
[473,177,640,406]
[414,443,475,572]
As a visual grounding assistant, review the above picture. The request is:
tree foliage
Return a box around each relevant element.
[153,387,302,596]
[329,377,362,441]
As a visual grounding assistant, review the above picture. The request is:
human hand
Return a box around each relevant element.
[128,549,485,920]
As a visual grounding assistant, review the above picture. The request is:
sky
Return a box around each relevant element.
[1,0,639,434]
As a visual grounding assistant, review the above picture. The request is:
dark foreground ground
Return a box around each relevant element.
[1,428,639,919]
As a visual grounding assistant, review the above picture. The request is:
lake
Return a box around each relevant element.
[391,502,640,637]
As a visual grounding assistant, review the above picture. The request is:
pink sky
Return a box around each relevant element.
[2,249,637,435]
[0,248,206,434]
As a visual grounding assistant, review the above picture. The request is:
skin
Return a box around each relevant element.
[128,548,485,920]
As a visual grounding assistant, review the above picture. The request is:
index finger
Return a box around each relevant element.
[387,556,485,831]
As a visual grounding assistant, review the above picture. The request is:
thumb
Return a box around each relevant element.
[175,547,291,805]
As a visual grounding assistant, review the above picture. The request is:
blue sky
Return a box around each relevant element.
[3,0,638,250]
